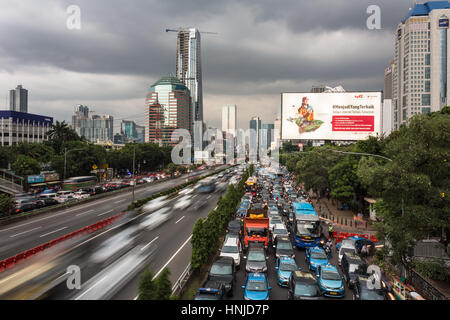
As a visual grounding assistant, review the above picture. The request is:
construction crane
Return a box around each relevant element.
[165,28,218,35]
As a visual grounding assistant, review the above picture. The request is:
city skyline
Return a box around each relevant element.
[0,0,418,130]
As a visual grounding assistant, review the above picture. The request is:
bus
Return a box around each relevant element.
[62,176,98,191]
[245,177,258,195]
[197,177,216,194]
[292,202,321,248]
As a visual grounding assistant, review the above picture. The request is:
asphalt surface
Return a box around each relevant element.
[0,167,225,261]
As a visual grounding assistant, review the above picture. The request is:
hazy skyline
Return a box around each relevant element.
[0,0,416,130]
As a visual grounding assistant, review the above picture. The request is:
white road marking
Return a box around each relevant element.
[76,209,94,217]
[39,227,68,238]
[134,234,192,300]
[98,209,114,217]
[10,226,42,238]
[141,236,159,251]
[175,216,185,224]
[114,199,126,204]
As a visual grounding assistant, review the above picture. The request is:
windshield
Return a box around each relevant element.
[271,218,282,224]
[296,222,319,237]
[248,251,266,262]
[280,262,298,271]
[277,242,292,250]
[295,283,319,297]
[210,264,232,275]
[247,228,267,237]
[311,251,328,260]
[274,228,288,235]
[247,280,267,291]
[322,270,341,281]
[361,286,384,300]
[222,245,238,254]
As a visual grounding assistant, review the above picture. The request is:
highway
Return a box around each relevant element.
[0,167,225,262]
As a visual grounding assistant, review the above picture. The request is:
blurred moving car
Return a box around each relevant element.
[142,196,169,213]
[173,195,193,210]
[139,207,172,230]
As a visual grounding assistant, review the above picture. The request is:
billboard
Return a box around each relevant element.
[281,92,382,141]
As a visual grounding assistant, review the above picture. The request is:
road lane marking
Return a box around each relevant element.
[141,236,159,251]
[134,234,192,300]
[97,209,114,217]
[76,209,94,217]
[10,226,42,238]
[207,195,211,199]
[39,227,68,238]
[114,199,126,204]
[175,216,185,224]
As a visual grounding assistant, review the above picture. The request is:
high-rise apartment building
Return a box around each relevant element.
[262,123,274,150]
[71,105,114,142]
[393,1,450,130]
[145,75,191,146]
[222,104,237,135]
[176,28,203,128]
[249,116,262,153]
[121,120,145,143]
[384,59,395,100]
[9,85,28,113]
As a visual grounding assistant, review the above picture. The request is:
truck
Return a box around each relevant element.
[243,204,269,249]
[292,202,321,249]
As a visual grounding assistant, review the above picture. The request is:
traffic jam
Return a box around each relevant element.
[195,164,397,301]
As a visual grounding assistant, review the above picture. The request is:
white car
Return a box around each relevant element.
[219,236,241,269]
[90,227,137,266]
[56,194,75,203]
[142,196,169,213]
[338,239,357,265]
[271,223,289,243]
[73,191,90,200]
[173,195,193,210]
[179,187,194,196]
[140,207,172,230]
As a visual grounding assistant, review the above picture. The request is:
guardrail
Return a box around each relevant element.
[0,212,125,273]
[172,263,192,296]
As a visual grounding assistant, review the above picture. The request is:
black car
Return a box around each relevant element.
[39,197,59,207]
[353,275,387,300]
[208,256,235,296]
[194,280,225,300]
[341,252,368,288]
[288,271,321,300]
[227,219,242,236]
[245,243,268,273]
[11,198,37,214]
[275,236,295,258]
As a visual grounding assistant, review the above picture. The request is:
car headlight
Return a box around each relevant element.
[262,266,267,272]
[339,285,345,290]
[310,261,315,265]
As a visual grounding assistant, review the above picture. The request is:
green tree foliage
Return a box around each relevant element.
[154,268,173,300]
[45,120,82,154]
[137,268,157,300]
[12,155,41,176]
[0,194,12,215]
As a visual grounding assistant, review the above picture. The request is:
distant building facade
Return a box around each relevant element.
[71,105,114,142]
[0,111,52,146]
[222,104,237,135]
[145,75,191,146]
[9,85,28,113]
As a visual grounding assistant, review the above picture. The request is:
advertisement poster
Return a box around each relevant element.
[281,92,382,141]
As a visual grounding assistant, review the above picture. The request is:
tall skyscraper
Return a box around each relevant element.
[249,116,262,154]
[71,105,114,142]
[120,120,145,143]
[146,74,191,146]
[176,28,203,128]
[9,85,28,113]
[393,1,450,130]
[222,104,237,135]
[262,123,274,150]
[384,59,395,100]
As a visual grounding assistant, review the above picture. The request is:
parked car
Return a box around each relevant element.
[305,246,329,271]
[194,280,225,300]
[288,270,321,300]
[208,256,235,297]
[56,194,75,204]
[275,256,300,287]
[316,264,345,298]
[242,272,271,300]
[340,252,368,289]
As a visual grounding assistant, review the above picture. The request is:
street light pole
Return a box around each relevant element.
[132,144,136,202]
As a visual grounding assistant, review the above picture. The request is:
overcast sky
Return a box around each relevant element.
[0,0,417,130]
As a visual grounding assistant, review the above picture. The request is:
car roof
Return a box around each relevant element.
[311,246,325,252]
[200,280,223,291]
[248,272,267,281]
[322,264,339,272]
[273,223,287,230]
[293,270,317,282]
[223,237,238,246]
[343,252,366,263]
[277,236,290,242]
[213,256,234,264]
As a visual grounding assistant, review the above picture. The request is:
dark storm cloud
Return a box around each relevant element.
[0,0,417,125]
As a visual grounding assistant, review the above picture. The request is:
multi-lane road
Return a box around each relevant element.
[0,166,230,300]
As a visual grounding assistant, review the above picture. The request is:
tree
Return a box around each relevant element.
[0,194,12,215]
[46,120,82,154]
[137,268,157,300]
[154,268,172,300]
[12,155,41,176]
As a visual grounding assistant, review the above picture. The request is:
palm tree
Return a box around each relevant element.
[46,120,82,153]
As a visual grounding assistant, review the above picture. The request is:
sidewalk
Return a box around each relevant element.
[312,196,377,235]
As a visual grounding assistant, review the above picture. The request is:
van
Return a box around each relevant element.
[340,252,368,289]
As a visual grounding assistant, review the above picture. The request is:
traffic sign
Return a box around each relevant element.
[92,164,98,170]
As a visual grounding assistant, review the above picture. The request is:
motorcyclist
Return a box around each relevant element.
[325,238,333,258]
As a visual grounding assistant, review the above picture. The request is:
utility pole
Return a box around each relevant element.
[132,143,136,202]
